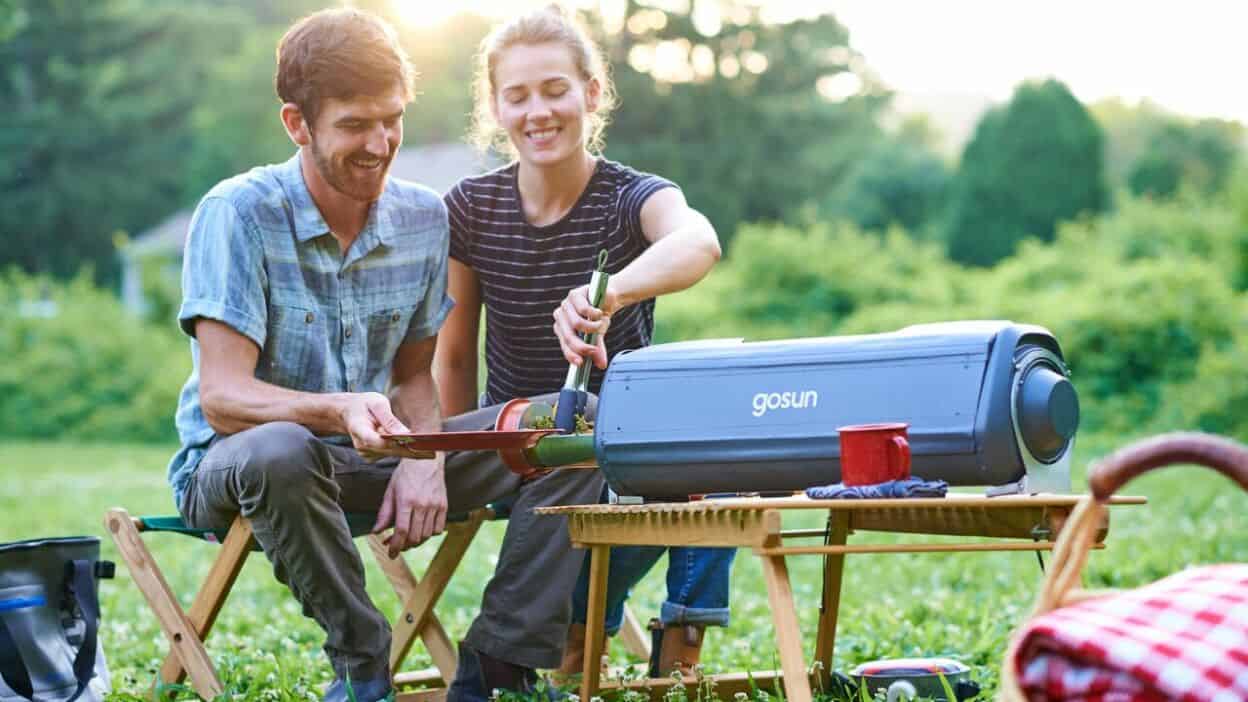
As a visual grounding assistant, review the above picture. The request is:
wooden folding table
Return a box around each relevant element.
[536,493,1145,702]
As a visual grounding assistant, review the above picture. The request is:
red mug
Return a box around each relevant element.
[837,423,911,486]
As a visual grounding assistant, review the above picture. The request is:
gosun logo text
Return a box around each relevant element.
[751,390,819,417]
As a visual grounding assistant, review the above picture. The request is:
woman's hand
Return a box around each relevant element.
[552,282,620,369]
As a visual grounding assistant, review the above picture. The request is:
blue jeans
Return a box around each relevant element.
[570,545,736,635]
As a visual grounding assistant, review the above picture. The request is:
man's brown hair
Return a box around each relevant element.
[275,8,416,127]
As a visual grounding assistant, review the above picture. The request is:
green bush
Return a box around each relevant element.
[1155,317,1248,442]
[819,135,951,236]
[1034,257,1236,433]
[878,207,1241,434]
[1127,118,1242,198]
[1225,165,1248,291]
[657,221,962,342]
[0,269,188,442]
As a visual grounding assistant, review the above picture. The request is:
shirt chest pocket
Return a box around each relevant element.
[365,304,419,366]
[262,302,329,390]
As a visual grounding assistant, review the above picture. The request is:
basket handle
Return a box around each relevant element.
[1003,431,1248,702]
[1036,432,1248,615]
[1088,432,1248,501]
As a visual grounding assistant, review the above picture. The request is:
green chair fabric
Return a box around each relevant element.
[136,500,512,545]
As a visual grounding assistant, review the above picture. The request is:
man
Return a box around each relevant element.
[167,9,602,702]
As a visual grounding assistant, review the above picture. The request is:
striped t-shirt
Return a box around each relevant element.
[445,159,676,404]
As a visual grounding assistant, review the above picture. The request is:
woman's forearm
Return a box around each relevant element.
[610,220,721,309]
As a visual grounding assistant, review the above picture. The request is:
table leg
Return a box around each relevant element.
[580,545,610,701]
[814,512,849,687]
[760,554,812,702]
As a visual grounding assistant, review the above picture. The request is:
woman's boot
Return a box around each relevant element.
[554,623,609,681]
[647,619,705,678]
[557,622,588,675]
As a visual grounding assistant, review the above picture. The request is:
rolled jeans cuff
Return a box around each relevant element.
[660,602,730,628]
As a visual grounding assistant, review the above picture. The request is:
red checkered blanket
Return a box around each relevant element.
[1015,564,1248,702]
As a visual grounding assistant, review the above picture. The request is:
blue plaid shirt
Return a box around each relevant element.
[167,151,453,509]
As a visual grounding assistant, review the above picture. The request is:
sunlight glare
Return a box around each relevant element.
[389,0,462,28]
[390,0,601,28]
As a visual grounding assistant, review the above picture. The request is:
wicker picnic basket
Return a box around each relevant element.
[1000,432,1248,701]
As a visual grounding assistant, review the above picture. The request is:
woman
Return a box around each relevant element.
[434,4,734,677]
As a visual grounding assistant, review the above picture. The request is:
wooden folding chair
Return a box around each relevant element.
[104,507,489,701]
[104,506,652,701]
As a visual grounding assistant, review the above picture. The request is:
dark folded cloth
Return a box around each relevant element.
[805,477,948,499]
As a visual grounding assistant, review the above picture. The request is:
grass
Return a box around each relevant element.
[1,434,1245,700]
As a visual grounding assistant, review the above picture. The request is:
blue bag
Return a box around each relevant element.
[0,537,112,702]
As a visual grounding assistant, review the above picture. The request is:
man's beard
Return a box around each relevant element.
[309,137,393,203]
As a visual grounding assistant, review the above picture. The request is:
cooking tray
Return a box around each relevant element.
[381,429,560,453]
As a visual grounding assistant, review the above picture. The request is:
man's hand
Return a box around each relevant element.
[552,283,620,369]
[373,457,447,556]
[339,392,425,460]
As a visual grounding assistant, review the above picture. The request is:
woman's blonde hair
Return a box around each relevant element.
[470,4,617,157]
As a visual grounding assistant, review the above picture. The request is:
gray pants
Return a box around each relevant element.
[178,396,604,680]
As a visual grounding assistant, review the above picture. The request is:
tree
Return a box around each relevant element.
[0,0,22,41]
[586,2,887,246]
[0,0,236,283]
[1127,118,1242,198]
[819,119,951,236]
[944,79,1107,266]
[1093,98,1244,198]
[180,22,293,207]
[1090,97,1175,187]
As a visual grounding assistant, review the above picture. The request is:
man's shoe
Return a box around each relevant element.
[477,646,539,694]
[323,675,394,702]
[447,643,489,702]
[647,619,705,678]
[447,642,547,702]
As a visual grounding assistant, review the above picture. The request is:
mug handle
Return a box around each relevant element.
[889,435,911,477]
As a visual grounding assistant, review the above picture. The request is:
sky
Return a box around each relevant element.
[823,1,1247,124]
[390,0,1248,125]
